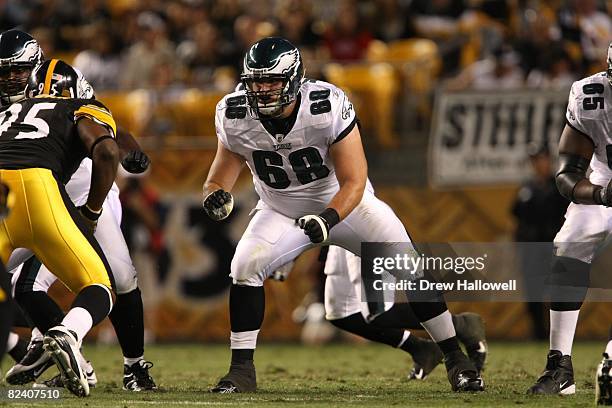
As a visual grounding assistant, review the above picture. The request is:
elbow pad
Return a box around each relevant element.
[555,153,590,202]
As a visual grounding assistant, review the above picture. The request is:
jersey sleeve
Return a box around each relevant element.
[565,80,599,147]
[215,97,232,150]
[73,99,117,138]
[329,86,357,145]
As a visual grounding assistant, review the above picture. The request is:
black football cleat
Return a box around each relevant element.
[123,360,158,391]
[455,312,488,374]
[43,326,89,397]
[445,350,485,392]
[527,350,575,395]
[34,360,97,389]
[596,353,612,405]
[210,361,257,393]
[5,339,54,385]
[408,337,444,380]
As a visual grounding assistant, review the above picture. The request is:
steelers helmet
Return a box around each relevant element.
[240,37,304,119]
[26,59,95,99]
[0,29,44,105]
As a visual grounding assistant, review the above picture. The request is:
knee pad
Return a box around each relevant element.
[110,260,138,295]
[230,256,266,286]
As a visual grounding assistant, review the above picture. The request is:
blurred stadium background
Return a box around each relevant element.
[4,0,611,344]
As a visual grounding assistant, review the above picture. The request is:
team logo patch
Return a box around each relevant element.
[342,96,353,120]
[274,142,292,151]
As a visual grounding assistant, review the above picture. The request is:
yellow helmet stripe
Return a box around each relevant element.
[43,59,59,95]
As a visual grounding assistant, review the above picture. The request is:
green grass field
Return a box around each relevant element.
[0,341,604,407]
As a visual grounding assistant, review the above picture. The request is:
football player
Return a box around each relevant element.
[322,245,487,379]
[0,29,119,397]
[3,58,157,391]
[527,43,612,396]
[203,37,484,393]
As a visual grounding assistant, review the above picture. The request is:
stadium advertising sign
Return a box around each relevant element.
[429,89,568,187]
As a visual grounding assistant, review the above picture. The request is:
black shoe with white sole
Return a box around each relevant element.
[527,350,575,395]
[43,326,89,397]
[408,337,444,380]
[455,313,488,374]
[210,361,257,393]
[5,339,54,385]
[123,361,158,391]
[445,350,485,392]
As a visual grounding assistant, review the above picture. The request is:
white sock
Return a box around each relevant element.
[31,327,43,341]
[6,332,18,352]
[550,310,579,355]
[124,356,144,366]
[420,310,456,342]
[396,330,410,348]
[61,307,93,343]
[605,340,612,358]
[230,330,260,349]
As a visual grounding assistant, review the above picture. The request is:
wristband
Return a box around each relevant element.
[81,204,102,220]
[319,208,340,230]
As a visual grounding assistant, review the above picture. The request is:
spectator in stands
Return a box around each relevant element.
[73,23,122,90]
[276,0,323,60]
[0,0,30,29]
[526,45,576,90]
[446,45,524,90]
[177,20,235,89]
[512,144,569,340]
[370,0,416,42]
[210,0,244,45]
[514,5,559,77]
[558,0,612,72]
[225,14,275,70]
[121,11,178,89]
[322,0,373,61]
[410,0,466,38]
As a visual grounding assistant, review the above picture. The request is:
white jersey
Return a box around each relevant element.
[216,79,371,219]
[66,158,120,206]
[566,72,612,187]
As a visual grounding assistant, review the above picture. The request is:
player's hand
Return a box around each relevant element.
[121,150,150,174]
[203,189,234,221]
[597,179,612,206]
[78,204,102,233]
[0,182,13,220]
[296,208,340,244]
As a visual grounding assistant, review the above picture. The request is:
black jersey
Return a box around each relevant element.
[0,96,116,183]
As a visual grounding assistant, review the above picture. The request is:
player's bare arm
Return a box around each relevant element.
[116,126,150,174]
[77,117,119,212]
[202,139,245,220]
[328,126,367,220]
[555,124,602,205]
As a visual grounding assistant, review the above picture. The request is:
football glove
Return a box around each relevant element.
[596,179,612,206]
[203,189,234,221]
[121,150,150,174]
[297,208,340,244]
[78,204,102,233]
